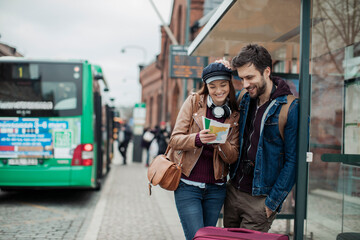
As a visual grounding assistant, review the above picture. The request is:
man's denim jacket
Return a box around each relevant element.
[230,92,299,212]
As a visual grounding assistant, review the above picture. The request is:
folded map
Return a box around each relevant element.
[202,116,230,144]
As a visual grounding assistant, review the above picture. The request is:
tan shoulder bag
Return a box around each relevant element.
[147,93,200,195]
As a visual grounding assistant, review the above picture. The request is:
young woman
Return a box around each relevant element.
[167,62,240,240]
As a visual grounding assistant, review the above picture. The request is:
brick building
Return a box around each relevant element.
[140,0,237,129]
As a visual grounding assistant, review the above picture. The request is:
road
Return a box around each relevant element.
[0,188,100,239]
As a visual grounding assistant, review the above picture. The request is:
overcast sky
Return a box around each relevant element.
[0,0,173,107]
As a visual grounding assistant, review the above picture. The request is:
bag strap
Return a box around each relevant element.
[164,93,200,161]
[190,92,200,127]
[236,88,248,105]
[278,95,297,141]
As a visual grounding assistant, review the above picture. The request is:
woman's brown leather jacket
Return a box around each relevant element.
[168,93,240,181]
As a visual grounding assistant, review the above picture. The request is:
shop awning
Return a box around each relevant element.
[188,0,301,61]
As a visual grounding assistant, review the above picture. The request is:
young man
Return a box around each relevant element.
[223,44,299,232]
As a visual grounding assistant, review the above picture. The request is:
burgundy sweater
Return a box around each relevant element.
[181,107,226,184]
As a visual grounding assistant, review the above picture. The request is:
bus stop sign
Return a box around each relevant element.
[169,45,207,79]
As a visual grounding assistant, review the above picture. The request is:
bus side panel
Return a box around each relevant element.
[69,62,96,188]
[0,165,71,187]
[81,64,94,142]
[69,166,93,187]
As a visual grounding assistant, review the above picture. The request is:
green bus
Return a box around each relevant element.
[0,58,114,190]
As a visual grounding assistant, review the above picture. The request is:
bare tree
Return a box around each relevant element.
[312,0,360,74]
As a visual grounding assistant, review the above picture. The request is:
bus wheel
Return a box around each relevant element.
[94,179,101,191]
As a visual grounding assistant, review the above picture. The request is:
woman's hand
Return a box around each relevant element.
[199,129,216,144]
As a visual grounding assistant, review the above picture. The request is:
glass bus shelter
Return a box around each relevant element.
[188,0,360,239]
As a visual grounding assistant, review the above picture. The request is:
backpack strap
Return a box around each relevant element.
[236,88,248,105]
[236,90,296,141]
[278,95,297,141]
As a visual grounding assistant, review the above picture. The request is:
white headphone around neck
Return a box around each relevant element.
[207,95,231,118]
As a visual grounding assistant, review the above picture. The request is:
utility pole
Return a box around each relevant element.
[148,0,178,45]
[183,0,191,101]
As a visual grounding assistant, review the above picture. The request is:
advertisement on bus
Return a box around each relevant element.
[0,117,81,163]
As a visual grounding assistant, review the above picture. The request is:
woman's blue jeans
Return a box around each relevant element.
[174,181,226,240]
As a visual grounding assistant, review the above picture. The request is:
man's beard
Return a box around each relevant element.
[249,76,267,99]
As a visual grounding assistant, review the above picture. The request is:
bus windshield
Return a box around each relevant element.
[0,62,82,117]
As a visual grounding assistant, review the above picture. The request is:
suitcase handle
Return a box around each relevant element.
[227,228,258,234]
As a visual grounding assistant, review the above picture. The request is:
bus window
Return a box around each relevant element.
[0,62,82,117]
[48,82,77,110]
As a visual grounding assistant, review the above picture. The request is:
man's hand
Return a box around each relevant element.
[265,206,273,218]
[215,59,232,70]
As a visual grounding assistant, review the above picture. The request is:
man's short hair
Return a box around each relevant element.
[231,44,272,75]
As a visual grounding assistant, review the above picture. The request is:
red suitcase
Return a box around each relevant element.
[193,226,289,240]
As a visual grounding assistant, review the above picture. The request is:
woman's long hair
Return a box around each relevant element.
[197,80,238,112]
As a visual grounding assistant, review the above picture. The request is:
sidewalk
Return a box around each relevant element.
[84,141,184,240]
[84,141,293,240]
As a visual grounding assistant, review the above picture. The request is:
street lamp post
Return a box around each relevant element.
[120,45,147,68]
[120,45,148,163]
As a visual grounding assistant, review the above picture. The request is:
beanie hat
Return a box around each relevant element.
[201,62,232,84]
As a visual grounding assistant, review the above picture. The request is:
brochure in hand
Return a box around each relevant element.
[202,116,230,144]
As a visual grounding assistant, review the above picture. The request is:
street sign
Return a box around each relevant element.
[169,45,207,79]
[133,102,146,135]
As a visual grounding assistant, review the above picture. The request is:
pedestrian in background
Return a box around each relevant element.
[148,123,170,159]
[167,62,240,240]
[148,125,160,161]
[157,121,170,154]
[118,120,132,165]
[142,127,155,167]
[223,44,299,232]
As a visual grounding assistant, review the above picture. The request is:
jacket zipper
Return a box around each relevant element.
[185,111,204,175]
[177,150,183,166]
[213,147,225,180]
[227,127,234,138]
[218,145,227,160]
[218,146,228,180]
[246,106,259,158]
[237,171,245,188]
[221,162,225,179]
[193,115,201,129]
